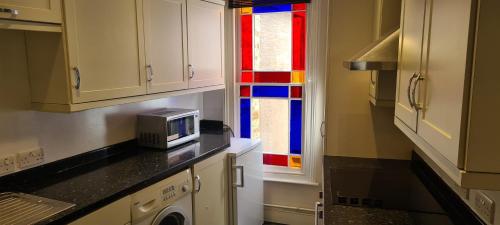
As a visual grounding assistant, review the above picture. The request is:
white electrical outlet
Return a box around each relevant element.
[17,148,44,169]
[475,191,495,223]
[0,155,16,175]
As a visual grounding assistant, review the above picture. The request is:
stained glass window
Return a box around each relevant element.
[239,4,306,169]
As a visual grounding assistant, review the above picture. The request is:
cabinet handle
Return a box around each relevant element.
[194,175,202,193]
[320,121,326,138]
[146,64,154,82]
[73,67,81,90]
[188,64,195,79]
[411,73,424,111]
[407,73,418,108]
[234,166,245,188]
[0,8,19,16]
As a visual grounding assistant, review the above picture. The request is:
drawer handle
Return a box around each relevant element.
[0,8,19,16]
[138,199,156,213]
[73,67,81,90]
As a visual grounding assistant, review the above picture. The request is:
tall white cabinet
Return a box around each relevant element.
[395,0,500,190]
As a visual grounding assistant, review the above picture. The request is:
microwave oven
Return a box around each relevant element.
[137,109,200,149]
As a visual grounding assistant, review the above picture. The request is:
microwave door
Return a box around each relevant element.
[167,119,180,141]
[167,115,196,142]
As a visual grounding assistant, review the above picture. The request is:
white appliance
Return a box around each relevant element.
[137,109,200,149]
[131,169,193,225]
[227,138,264,225]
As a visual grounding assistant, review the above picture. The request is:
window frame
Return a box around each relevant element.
[225,0,329,185]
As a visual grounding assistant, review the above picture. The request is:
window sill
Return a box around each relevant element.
[263,176,320,186]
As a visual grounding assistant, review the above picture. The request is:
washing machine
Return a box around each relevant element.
[131,169,193,225]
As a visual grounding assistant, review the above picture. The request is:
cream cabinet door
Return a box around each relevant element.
[143,0,189,94]
[193,151,227,225]
[394,0,426,131]
[187,0,225,88]
[0,0,61,23]
[64,0,147,103]
[416,0,473,168]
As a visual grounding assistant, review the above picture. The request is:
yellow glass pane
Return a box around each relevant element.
[241,7,252,14]
[292,71,305,83]
[289,155,302,169]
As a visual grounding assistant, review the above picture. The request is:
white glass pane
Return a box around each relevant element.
[253,13,292,71]
[251,98,289,154]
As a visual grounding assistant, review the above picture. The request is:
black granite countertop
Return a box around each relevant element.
[0,129,230,225]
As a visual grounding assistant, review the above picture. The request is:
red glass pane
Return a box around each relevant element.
[291,86,303,98]
[241,72,253,83]
[293,3,306,11]
[241,15,253,70]
[240,86,251,97]
[293,12,306,70]
[254,72,291,83]
[263,154,288,167]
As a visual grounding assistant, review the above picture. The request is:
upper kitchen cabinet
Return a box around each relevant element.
[143,0,189,94]
[416,0,473,170]
[187,0,225,88]
[394,0,426,132]
[395,0,500,190]
[64,0,148,103]
[24,0,225,112]
[0,0,62,23]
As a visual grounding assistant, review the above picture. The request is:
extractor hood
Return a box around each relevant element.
[343,29,400,71]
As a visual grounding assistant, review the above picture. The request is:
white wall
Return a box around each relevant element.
[325,0,413,160]
[264,182,320,225]
[202,89,225,121]
[0,29,203,174]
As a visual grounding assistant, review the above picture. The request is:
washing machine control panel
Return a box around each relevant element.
[161,185,177,201]
[160,177,191,205]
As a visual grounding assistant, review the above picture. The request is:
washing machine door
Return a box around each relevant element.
[152,206,191,225]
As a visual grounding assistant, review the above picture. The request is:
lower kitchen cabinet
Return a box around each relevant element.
[69,196,131,225]
[192,151,228,225]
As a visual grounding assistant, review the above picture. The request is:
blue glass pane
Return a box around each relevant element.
[290,100,302,154]
[240,99,251,138]
[253,4,292,13]
[252,86,289,98]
